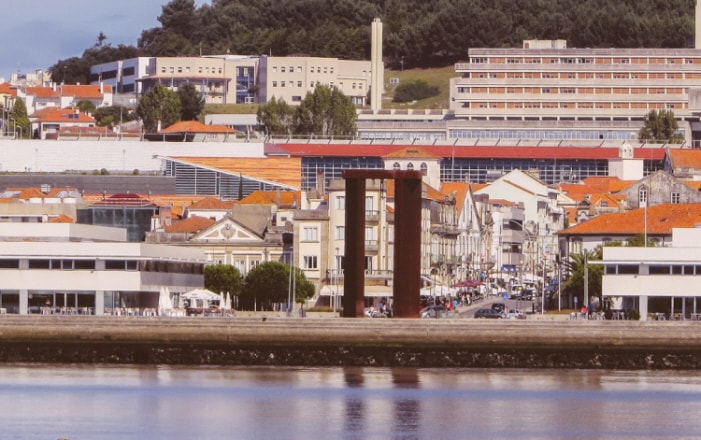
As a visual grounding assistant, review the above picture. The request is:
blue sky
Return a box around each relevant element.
[0,0,209,81]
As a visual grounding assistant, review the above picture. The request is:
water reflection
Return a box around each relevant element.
[1,365,701,439]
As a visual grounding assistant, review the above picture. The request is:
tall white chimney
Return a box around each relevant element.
[371,18,384,112]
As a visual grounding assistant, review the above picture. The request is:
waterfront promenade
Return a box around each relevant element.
[0,315,700,368]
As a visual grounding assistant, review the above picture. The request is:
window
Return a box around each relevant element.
[302,226,319,242]
[336,195,345,210]
[420,162,428,176]
[336,226,345,240]
[671,192,681,204]
[639,187,648,206]
[407,162,414,171]
[393,162,400,170]
[303,256,318,269]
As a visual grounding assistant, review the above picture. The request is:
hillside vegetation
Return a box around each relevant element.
[51,0,695,84]
[138,0,694,71]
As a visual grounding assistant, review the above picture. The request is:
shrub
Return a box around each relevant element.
[627,309,640,321]
[393,79,440,103]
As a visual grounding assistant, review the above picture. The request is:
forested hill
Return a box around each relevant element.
[50,0,695,83]
[140,0,694,69]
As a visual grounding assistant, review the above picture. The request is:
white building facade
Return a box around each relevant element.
[602,227,701,321]
[0,223,206,315]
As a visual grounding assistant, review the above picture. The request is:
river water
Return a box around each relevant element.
[1,364,700,440]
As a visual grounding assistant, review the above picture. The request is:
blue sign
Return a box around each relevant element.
[502,292,509,300]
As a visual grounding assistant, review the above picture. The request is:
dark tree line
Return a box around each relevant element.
[50,0,696,82]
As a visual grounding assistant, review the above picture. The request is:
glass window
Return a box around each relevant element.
[336,196,345,210]
[336,226,345,240]
[303,256,318,269]
[302,226,319,242]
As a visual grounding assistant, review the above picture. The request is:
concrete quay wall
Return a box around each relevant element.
[1,316,700,369]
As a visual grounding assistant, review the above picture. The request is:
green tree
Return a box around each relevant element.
[293,85,357,137]
[205,264,244,299]
[241,261,315,311]
[639,109,685,144]
[76,100,97,115]
[562,248,603,309]
[93,105,138,127]
[136,84,182,132]
[9,99,30,139]
[257,97,295,136]
[177,82,205,121]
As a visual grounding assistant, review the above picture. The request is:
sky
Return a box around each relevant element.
[0,0,209,82]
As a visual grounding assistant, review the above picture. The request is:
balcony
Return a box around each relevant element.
[365,210,380,223]
[365,240,379,253]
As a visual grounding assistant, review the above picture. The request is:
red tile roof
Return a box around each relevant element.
[240,191,300,206]
[559,203,701,236]
[61,84,112,98]
[30,107,95,123]
[440,182,469,214]
[0,82,17,96]
[667,149,701,171]
[159,120,236,134]
[188,197,237,210]
[48,214,74,223]
[164,216,216,233]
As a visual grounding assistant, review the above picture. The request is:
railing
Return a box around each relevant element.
[365,240,379,252]
[365,210,380,222]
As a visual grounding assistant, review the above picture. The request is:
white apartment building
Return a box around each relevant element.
[450,40,701,143]
[602,227,701,321]
[90,55,372,107]
[0,223,206,315]
[258,55,372,106]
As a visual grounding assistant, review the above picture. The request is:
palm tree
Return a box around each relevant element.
[562,248,602,310]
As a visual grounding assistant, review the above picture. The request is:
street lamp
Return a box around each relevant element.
[334,246,339,314]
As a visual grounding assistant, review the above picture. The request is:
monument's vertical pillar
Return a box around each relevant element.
[393,176,422,318]
[343,177,366,317]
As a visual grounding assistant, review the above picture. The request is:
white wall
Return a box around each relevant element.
[0,140,265,173]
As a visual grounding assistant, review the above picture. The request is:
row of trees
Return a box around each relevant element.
[136,83,205,132]
[256,85,357,137]
[50,0,696,81]
[205,262,315,311]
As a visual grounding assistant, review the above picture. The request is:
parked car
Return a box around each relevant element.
[505,309,526,319]
[420,304,447,319]
[474,308,504,319]
[520,289,534,301]
[491,303,506,313]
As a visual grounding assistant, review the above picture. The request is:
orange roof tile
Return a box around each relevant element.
[668,149,701,171]
[559,203,701,236]
[240,191,300,206]
[18,188,47,199]
[173,157,302,189]
[26,86,59,99]
[580,176,634,193]
[0,82,17,96]
[440,182,469,214]
[30,107,95,123]
[160,120,236,134]
[48,214,74,223]
[164,216,216,233]
[383,146,438,159]
[61,84,112,98]
[385,180,444,201]
[188,197,237,210]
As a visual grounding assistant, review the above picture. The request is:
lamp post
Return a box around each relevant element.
[334,246,339,314]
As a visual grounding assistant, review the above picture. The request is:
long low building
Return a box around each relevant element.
[0,223,206,315]
[602,227,701,321]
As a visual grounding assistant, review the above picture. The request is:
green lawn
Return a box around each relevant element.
[381,65,455,110]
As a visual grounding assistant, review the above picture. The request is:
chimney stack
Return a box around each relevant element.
[370,18,383,112]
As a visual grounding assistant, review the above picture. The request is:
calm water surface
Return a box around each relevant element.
[1,364,700,439]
